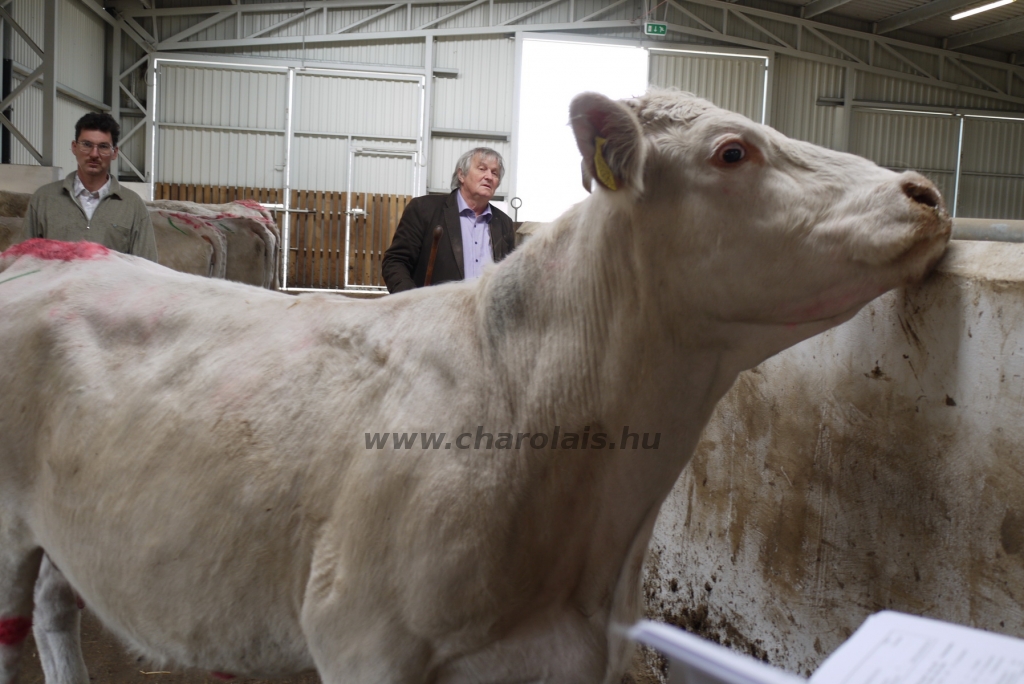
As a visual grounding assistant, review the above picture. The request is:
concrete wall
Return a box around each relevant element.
[638,240,1024,678]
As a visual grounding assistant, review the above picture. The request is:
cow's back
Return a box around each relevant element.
[0,244,495,676]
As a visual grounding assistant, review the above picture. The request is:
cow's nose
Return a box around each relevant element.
[901,177,942,210]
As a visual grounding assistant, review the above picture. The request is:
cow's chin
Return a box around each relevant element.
[768,217,950,328]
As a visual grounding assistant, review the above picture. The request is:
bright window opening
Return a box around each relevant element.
[515,39,649,223]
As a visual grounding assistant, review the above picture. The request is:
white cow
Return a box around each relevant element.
[148,199,280,288]
[0,90,950,684]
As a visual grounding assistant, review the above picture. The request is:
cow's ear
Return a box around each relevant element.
[580,160,594,194]
[570,92,645,193]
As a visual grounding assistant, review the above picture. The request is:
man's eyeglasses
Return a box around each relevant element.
[75,141,115,157]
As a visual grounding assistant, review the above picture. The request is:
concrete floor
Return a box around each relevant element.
[16,610,321,684]
[16,609,656,683]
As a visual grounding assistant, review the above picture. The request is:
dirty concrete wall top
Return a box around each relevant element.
[640,240,1024,678]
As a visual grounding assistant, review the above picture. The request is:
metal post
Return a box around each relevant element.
[837,65,855,152]
[420,35,432,196]
[111,25,121,179]
[952,114,965,218]
[145,55,156,188]
[281,67,294,291]
[42,0,57,167]
[344,137,353,290]
[509,31,524,207]
[2,17,11,163]
[762,51,774,126]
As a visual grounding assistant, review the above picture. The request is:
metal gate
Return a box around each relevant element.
[342,148,417,292]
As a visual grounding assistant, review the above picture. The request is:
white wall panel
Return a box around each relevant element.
[153,63,420,193]
[958,117,1024,219]
[7,0,105,102]
[850,109,959,205]
[433,38,514,133]
[649,51,766,122]
[428,137,510,195]
[491,0,571,25]
[291,135,417,193]
[210,42,425,69]
[8,0,42,72]
[770,56,844,148]
[58,0,106,102]
[159,65,287,129]
[350,150,418,195]
[157,127,285,188]
[294,73,421,139]
[291,135,349,192]
[117,114,146,180]
[857,72,1021,113]
[156,64,287,186]
[961,117,1024,177]
[957,176,1024,220]
[10,78,90,174]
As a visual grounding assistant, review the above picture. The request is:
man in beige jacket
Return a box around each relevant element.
[25,112,157,262]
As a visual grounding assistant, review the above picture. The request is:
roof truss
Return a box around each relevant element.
[101,0,1024,107]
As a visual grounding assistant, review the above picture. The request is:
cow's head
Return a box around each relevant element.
[570,89,951,360]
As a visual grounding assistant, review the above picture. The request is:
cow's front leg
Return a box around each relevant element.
[0,525,42,684]
[32,556,88,684]
[303,603,433,684]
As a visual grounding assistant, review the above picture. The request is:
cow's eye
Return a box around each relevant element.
[718,143,746,164]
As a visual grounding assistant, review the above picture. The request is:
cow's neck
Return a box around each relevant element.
[478,192,746,615]
[484,194,742,469]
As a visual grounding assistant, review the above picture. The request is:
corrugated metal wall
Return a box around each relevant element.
[155,62,422,193]
[6,0,106,173]
[292,71,421,193]
[958,117,1024,219]
[156,64,288,188]
[429,137,511,195]
[5,0,1024,220]
[649,50,766,122]
[9,0,106,105]
[9,79,94,175]
[850,109,959,207]
[430,36,514,193]
[770,56,845,149]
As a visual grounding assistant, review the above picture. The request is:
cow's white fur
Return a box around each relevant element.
[0,90,949,684]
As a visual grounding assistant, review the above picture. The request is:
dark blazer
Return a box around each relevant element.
[381,190,516,294]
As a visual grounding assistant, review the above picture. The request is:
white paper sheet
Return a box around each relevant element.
[810,611,1024,684]
[628,621,807,684]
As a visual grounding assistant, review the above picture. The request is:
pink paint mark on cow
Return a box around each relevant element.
[3,239,110,261]
[211,672,236,680]
[0,616,32,646]
[165,211,211,232]
[233,199,264,212]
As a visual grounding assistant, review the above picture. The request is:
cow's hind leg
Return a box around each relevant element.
[0,524,42,684]
[33,556,88,684]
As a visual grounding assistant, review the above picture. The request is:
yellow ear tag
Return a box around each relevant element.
[594,136,618,191]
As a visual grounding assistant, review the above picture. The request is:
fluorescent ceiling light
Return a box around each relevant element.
[951,0,1015,20]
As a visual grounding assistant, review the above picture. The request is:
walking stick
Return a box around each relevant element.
[423,225,443,286]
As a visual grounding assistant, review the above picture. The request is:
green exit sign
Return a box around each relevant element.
[644,21,667,35]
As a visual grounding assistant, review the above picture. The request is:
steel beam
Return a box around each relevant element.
[42,0,57,167]
[75,0,117,28]
[421,35,431,196]
[112,0,1024,112]
[160,11,234,45]
[875,0,977,35]
[802,0,854,20]
[0,6,42,57]
[112,24,120,178]
[946,14,1024,50]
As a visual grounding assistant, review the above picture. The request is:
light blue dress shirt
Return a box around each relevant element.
[457,191,493,281]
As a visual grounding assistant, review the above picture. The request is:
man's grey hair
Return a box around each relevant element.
[450,148,504,190]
